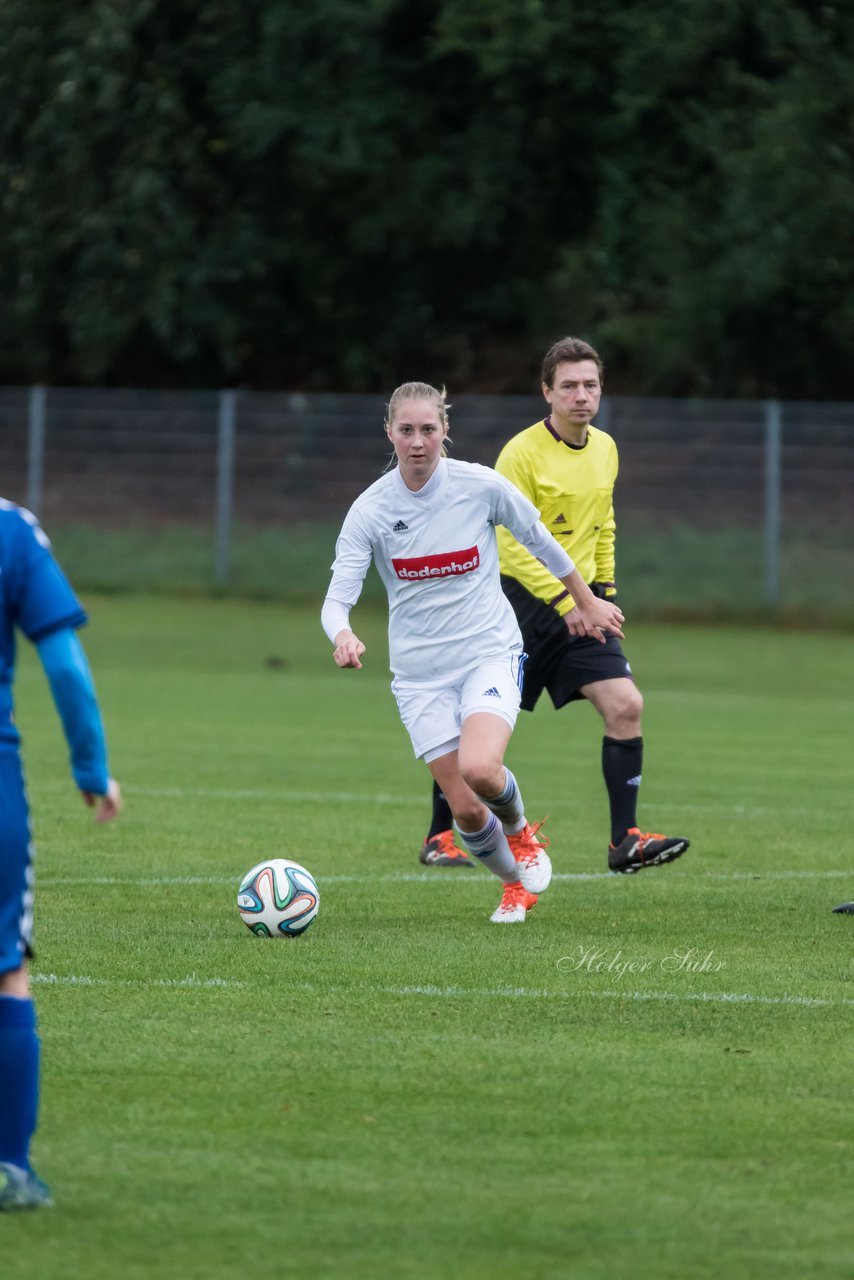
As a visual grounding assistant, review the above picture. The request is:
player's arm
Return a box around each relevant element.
[493,470,624,642]
[592,502,616,598]
[321,598,366,669]
[518,522,624,643]
[35,627,122,823]
[593,440,618,596]
[321,507,371,669]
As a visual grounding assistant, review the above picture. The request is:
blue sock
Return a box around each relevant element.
[478,766,525,832]
[455,813,517,881]
[0,995,40,1172]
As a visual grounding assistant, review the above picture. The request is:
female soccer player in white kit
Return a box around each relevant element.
[321,383,624,922]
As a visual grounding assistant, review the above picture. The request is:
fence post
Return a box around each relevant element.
[215,389,237,587]
[27,385,46,517]
[764,399,782,608]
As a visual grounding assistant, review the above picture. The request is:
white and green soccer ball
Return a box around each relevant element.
[237,858,320,938]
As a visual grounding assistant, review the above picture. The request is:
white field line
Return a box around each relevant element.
[25,779,852,820]
[40,869,852,887]
[30,971,853,1010]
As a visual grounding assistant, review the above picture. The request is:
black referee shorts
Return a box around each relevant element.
[501,575,633,712]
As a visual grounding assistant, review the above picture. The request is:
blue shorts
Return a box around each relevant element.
[0,753,34,974]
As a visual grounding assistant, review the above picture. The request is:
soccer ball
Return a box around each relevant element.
[237,858,320,937]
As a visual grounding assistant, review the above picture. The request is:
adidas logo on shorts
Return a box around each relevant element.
[482,686,500,697]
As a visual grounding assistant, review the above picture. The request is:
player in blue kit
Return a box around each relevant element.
[0,498,122,1211]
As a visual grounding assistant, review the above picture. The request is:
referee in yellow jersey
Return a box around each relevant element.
[419,337,690,874]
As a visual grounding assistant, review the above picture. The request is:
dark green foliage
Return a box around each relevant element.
[1,1,853,394]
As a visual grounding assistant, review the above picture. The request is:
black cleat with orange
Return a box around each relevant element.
[419,829,474,867]
[608,828,690,874]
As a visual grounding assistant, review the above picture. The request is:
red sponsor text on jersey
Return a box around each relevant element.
[392,546,480,581]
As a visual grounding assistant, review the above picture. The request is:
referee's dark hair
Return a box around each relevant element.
[541,337,604,389]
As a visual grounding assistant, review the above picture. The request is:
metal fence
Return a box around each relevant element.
[1,386,852,618]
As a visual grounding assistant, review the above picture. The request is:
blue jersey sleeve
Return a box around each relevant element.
[3,504,88,642]
[36,628,109,795]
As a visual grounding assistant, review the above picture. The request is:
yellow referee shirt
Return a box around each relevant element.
[495,418,618,616]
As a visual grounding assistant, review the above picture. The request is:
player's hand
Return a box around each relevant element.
[333,630,366,669]
[565,600,625,643]
[82,777,123,823]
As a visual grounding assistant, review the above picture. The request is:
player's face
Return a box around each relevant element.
[387,399,448,488]
[543,360,602,435]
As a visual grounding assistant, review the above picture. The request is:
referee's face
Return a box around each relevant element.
[543,360,602,440]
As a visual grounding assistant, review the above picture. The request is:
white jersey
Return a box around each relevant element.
[324,458,573,679]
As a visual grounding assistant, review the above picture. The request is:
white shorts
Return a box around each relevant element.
[391,653,526,762]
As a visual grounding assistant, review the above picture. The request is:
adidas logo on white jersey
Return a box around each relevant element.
[392,520,408,532]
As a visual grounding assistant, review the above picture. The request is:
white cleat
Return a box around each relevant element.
[507,819,552,894]
[490,880,538,923]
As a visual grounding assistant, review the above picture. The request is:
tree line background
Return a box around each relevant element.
[1,0,853,398]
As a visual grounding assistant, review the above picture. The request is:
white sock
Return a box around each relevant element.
[455,813,518,881]
[477,766,525,833]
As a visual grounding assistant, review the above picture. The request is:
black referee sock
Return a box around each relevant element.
[602,736,643,846]
[428,779,454,839]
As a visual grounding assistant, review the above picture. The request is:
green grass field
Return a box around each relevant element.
[5,596,853,1280]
